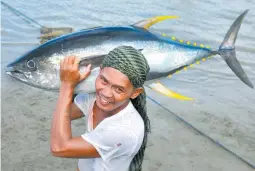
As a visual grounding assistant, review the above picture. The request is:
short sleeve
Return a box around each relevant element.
[81,125,138,162]
[74,93,96,116]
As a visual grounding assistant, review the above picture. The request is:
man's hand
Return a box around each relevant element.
[60,56,91,89]
[51,56,99,159]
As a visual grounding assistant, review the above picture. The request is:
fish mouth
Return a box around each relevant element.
[5,67,29,83]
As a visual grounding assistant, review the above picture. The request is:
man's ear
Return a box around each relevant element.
[131,87,144,99]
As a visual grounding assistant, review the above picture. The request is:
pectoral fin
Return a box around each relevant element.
[132,16,180,30]
[147,82,193,100]
[79,54,107,70]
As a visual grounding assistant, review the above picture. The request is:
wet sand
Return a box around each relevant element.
[1,79,254,171]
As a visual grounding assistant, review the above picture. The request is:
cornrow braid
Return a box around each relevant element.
[129,91,150,171]
[101,46,151,171]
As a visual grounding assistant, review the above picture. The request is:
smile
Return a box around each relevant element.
[99,95,112,105]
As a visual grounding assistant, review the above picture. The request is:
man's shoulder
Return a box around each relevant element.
[125,101,144,123]
[74,93,96,115]
[75,93,96,102]
[113,101,145,135]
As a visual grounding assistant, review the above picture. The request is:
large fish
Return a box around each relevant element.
[5,10,253,100]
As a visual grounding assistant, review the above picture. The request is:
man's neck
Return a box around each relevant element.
[95,100,130,118]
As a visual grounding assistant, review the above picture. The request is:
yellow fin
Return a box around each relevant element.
[148,82,193,100]
[133,16,180,30]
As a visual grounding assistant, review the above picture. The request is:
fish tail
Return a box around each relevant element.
[218,9,253,88]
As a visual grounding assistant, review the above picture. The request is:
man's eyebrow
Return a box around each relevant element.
[100,74,108,82]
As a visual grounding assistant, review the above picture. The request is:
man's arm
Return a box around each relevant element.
[70,102,84,120]
[50,56,100,158]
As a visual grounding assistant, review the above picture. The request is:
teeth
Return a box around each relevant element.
[100,96,110,104]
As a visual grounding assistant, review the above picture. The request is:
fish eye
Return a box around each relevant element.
[26,60,37,71]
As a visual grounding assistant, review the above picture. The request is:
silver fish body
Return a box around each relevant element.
[6,10,253,95]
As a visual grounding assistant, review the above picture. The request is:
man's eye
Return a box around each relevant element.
[115,87,124,93]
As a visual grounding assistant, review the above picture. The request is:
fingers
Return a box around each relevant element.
[60,56,78,70]
[67,56,75,71]
[60,56,91,83]
[73,57,80,70]
[63,55,71,70]
[69,56,75,64]
[80,64,92,81]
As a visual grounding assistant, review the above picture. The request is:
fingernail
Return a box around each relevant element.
[86,65,91,71]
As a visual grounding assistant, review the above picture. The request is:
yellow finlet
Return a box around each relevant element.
[186,41,190,45]
[133,16,180,30]
[202,58,206,61]
[200,44,204,48]
[183,67,187,71]
[162,33,166,36]
[193,42,197,46]
[171,36,176,40]
[179,39,184,43]
[148,82,193,100]
[206,45,210,49]
[196,61,200,64]
[168,74,172,78]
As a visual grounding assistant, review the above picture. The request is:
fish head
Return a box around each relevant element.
[6,56,60,90]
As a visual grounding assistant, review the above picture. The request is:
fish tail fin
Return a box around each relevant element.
[218,9,253,88]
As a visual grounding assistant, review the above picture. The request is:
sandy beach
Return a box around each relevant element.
[1,79,254,170]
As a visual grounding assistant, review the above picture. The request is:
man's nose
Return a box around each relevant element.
[102,86,113,98]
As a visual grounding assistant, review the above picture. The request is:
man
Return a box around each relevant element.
[50,46,151,171]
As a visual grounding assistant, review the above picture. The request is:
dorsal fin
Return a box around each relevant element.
[132,16,179,30]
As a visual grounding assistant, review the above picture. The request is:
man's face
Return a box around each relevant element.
[95,67,142,114]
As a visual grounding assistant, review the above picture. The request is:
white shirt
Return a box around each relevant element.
[74,93,145,171]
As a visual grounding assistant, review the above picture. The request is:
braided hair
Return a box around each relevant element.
[101,46,151,171]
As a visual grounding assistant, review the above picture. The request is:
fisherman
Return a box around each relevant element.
[50,46,151,171]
